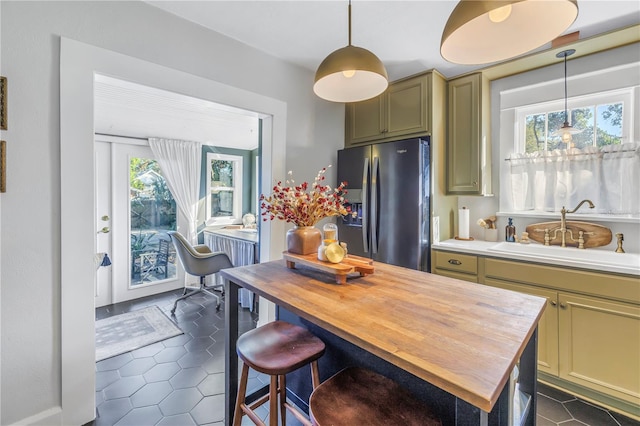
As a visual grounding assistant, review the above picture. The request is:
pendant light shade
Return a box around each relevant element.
[553,49,581,145]
[314,1,388,103]
[441,0,579,65]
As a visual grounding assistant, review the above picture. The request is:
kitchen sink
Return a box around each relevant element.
[487,241,640,272]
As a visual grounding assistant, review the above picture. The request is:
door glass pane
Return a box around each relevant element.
[130,158,177,286]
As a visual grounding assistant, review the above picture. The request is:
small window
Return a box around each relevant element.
[206,153,243,223]
[517,89,631,153]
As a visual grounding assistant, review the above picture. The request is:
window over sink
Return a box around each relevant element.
[515,88,631,153]
[499,61,639,216]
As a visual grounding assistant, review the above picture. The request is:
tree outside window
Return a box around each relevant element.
[524,102,622,153]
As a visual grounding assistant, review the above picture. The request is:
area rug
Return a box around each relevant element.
[95,305,183,361]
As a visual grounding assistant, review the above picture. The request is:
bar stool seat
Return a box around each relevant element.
[309,367,442,426]
[234,320,325,426]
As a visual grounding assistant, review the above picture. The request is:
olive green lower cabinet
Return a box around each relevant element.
[432,250,478,282]
[482,258,640,420]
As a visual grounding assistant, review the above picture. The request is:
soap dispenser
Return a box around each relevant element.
[506,218,516,242]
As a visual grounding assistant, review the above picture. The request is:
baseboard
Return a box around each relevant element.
[9,407,62,426]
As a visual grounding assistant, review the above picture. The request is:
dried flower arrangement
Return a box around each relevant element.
[477,215,498,229]
[260,165,349,227]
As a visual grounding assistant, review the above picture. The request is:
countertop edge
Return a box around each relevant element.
[432,240,640,277]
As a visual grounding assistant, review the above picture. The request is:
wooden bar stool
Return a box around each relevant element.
[234,320,325,426]
[309,367,442,426]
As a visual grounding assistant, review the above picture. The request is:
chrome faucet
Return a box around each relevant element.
[558,199,595,247]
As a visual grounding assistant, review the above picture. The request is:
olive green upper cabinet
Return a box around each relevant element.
[345,73,431,147]
[446,73,491,195]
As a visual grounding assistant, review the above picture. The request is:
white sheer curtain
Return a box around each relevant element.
[149,138,202,243]
[509,142,640,214]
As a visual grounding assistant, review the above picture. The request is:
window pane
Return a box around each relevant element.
[547,111,566,151]
[570,106,595,149]
[130,158,177,286]
[596,102,623,147]
[210,190,234,217]
[525,114,546,153]
[211,160,234,188]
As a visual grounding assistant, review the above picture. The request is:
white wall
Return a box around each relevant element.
[0,1,343,424]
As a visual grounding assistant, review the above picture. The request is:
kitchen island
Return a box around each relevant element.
[221,258,546,425]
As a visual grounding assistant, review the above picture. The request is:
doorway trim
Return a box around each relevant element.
[60,37,286,425]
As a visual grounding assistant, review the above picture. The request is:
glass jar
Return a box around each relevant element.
[323,223,338,242]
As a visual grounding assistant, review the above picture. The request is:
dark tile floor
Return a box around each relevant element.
[92,289,639,426]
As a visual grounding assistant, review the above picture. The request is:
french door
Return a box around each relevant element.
[95,140,186,307]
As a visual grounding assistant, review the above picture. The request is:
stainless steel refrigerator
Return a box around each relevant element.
[337,137,430,272]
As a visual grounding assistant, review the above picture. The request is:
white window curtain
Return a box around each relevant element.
[509,142,640,214]
[149,138,202,243]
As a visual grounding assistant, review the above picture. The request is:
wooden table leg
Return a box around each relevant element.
[225,278,240,426]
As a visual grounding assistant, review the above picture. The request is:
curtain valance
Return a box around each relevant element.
[509,142,640,214]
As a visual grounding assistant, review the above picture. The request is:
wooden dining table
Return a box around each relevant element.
[221,257,546,425]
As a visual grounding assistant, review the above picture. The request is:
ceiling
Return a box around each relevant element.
[95,1,639,150]
[94,75,261,150]
[146,0,640,80]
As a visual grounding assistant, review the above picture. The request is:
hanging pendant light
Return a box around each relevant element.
[441,0,578,65]
[553,49,581,145]
[314,0,388,103]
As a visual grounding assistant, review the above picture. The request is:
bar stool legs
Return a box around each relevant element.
[233,359,321,426]
[233,321,325,426]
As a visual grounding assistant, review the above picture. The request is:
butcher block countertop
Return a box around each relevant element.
[220,259,546,413]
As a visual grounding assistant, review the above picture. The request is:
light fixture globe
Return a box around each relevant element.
[441,0,579,65]
[314,45,388,103]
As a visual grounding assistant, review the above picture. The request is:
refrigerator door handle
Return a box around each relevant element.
[362,157,370,253]
[371,156,379,254]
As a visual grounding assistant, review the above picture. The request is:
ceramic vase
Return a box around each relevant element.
[286,226,322,255]
[485,228,498,242]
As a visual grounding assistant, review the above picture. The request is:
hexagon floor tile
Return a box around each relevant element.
[88,289,639,426]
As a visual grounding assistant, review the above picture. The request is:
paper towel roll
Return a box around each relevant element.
[458,207,470,239]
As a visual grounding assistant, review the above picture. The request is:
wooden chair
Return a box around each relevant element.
[234,321,325,426]
[309,367,442,426]
[140,238,170,281]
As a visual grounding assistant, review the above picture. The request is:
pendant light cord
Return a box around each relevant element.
[563,53,568,124]
[348,0,352,46]
[557,49,575,125]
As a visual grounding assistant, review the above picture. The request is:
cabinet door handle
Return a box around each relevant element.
[560,302,567,309]
[550,300,557,307]
[448,259,462,265]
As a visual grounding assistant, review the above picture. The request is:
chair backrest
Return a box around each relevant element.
[156,239,169,266]
[168,231,233,277]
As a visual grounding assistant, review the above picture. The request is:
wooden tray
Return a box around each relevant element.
[525,221,612,248]
[282,251,374,285]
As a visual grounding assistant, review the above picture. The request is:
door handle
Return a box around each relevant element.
[371,156,379,254]
[97,226,110,234]
[362,157,370,253]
